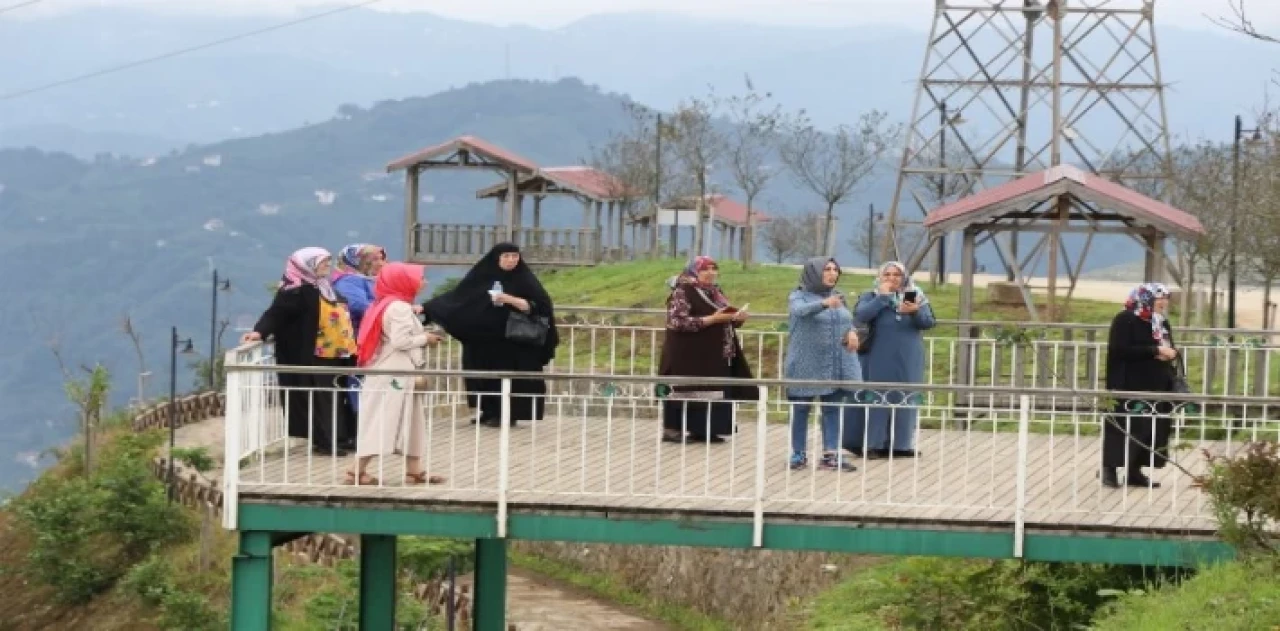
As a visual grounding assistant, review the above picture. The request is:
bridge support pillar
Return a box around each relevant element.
[472,538,508,631]
[359,534,398,630]
[231,531,274,631]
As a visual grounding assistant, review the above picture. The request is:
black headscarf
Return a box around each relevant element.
[423,243,559,360]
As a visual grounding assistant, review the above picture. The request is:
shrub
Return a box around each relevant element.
[1196,441,1280,556]
[399,537,472,578]
[8,430,193,603]
[172,446,215,473]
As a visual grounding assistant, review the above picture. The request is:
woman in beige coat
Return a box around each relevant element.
[345,262,445,486]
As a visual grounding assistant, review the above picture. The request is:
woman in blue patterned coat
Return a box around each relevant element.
[783,257,862,471]
[845,261,936,459]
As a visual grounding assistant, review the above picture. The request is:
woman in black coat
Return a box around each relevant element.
[423,243,560,427]
[242,247,358,456]
[1102,282,1178,488]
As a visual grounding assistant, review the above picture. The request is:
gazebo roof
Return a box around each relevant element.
[923,164,1205,240]
[475,166,636,202]
[386,135,539,174]
[663,194,771,227]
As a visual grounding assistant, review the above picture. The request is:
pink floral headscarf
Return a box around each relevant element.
[282,247,337,302]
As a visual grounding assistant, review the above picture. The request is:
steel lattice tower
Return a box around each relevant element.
[882,0,1173,280]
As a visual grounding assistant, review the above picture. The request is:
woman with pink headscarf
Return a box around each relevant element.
[346,262,444,486]
[242,247,358,456]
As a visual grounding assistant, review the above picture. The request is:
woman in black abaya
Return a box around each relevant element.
[424,243,559,427]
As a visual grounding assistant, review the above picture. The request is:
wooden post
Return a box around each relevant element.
[1047,195,1068,321]
[594,200,604,262]
[504,170,518,242]
[958,228,978,387]
[532,196,543,247]
[403,166,420,260]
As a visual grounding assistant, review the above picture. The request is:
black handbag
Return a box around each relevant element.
[1172,354,1191,394]
[505,310,550,346]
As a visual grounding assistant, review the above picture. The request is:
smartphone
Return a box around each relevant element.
[903,290,918,303]
[739,303,750,313]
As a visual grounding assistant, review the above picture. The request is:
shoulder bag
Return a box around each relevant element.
[506,310,550,347]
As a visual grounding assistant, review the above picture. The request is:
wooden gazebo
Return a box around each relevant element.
[919,164,1206,323]
[474,165,644,263]
[653,194,771,261]
[387,136,618,267]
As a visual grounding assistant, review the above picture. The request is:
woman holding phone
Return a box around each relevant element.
[844,261,936,459]
[658,256,755,444]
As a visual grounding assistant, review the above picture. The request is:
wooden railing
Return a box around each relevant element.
[412,223,602,266]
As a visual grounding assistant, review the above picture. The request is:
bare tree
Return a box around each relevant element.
[664,96,725,256]
[50,340,111,475]
[1167,141,1238,326]
[761,210,824,264]
[121,314,149,405]
[1212,1,1279,44]
[780,111,899,256]
[712,77,785,267]
[1239,125,1280,323]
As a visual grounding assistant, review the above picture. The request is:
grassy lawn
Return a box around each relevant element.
[1091,560,1280,631]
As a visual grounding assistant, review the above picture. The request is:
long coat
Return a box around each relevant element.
[357,301,430,459]
[252,284,356,448]
[843,291,936,453]
[783,289,863,399]
[1103,310,1177,469]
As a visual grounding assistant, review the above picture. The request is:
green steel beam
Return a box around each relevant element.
[473,538,508,631]
[231,531,274,631]
[235,503,1234,568]
[359,535,398,631]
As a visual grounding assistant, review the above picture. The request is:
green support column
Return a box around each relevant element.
[472,538,508,631]
[231,531,274,631]
[359,534,398,630]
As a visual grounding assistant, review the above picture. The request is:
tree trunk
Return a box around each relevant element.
[823,202,836,257]
[1209,276,1221,328]
[1264,279,1274,329]
[692,180,706,256]
[743,194,756,269]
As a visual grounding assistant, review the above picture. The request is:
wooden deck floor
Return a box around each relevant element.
[235,413,1226,537]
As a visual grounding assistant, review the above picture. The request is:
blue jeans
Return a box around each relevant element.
[789,392,851,454]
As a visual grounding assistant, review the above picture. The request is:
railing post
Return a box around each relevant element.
[753,385,769,548]
[222,349,244,530]
[1014,394,1031,559]
[497,378,511,538]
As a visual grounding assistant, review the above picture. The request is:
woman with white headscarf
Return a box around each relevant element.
[242,247,358,456]
[1101,282,1178,489]
[844,261,936,459]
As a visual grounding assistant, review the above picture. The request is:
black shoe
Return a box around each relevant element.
[891,449,918,458]
[1126,470,1160,488]
[867,449,890,459]
[689,435,726,444]
[313,445,349,457]
[1100,467,1120,488]
[662,433,687,443]
[338,439,356,451]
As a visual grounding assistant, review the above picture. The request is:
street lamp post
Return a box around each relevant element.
[168,326,195,503]
[936,100,965,285]
[1229,115,1263,333]
[209,270,232,389]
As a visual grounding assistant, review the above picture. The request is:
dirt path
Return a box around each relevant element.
[174,418,670,630]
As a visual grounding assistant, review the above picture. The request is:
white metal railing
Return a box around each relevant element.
[414,319,1280,403]
[221,358,1280,554]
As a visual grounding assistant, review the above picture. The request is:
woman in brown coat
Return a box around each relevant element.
[658,256,754,444]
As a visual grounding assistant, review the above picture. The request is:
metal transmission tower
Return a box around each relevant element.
[882,0,1173,281]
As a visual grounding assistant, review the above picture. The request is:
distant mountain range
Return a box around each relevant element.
[1,8,1274,157]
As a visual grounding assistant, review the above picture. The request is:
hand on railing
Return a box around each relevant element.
[241,332,262,343]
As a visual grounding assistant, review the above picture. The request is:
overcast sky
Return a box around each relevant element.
[18,0,1280,32]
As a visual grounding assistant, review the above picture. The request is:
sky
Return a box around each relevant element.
[17,0,1280,32]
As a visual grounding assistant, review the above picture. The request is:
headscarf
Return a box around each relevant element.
[672,255,728,307]
[422,243,560,360]
[282,246,337,302]
[1125,282,1170,342]
[357,262,425,367]
[335,243,386,278]
[877,260,927,306]
[799,257,839,295]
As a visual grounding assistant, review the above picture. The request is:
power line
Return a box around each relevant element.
[0,0,44,16]
[0,0,387,102]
